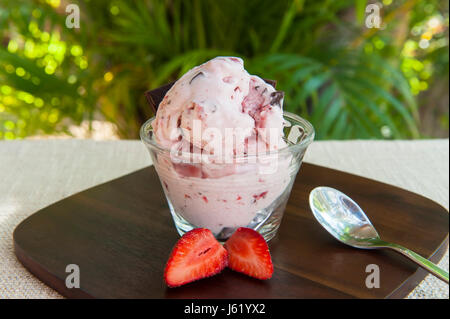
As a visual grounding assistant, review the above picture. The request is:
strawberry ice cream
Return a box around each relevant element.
[152,57,286,155]
[144,57,310,239]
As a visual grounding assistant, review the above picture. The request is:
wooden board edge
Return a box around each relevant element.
[386,234,449,299]
[13,237,94,299]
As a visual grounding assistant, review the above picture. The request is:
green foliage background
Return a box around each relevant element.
[0,0,448,140]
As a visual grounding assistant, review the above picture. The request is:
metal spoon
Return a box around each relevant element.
[309,186,449,283]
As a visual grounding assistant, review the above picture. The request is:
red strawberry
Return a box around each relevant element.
[224,227,273,280]
[164,228,228,287]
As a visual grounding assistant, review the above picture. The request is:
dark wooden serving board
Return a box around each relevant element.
[13,163,448,299]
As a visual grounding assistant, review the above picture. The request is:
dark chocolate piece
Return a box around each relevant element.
[265,79,277,88]
[144,82,175,114]
[270,91,284,106]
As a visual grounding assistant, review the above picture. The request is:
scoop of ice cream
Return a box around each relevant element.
[152,57,286,163]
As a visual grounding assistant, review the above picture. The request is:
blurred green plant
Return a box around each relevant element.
[0,0,448,140]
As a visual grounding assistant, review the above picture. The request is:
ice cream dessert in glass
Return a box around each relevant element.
[141,57,314,241]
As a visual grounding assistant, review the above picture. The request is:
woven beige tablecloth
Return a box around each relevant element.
[0,139,448,299]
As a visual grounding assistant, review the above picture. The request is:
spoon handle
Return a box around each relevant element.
[380,241,449,284]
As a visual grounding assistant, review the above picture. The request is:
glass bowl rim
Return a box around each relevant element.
[140,111,315,160]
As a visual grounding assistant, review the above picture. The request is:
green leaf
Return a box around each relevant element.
[338,80,401,138]
[318,96,343,139]
[293,72,330,105]
[355,0,367,25]
[270,0,305,53]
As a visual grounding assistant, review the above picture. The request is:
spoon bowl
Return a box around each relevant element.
[309,186,380,249]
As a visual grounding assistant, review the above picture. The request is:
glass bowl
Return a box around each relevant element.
[140,111,314,241]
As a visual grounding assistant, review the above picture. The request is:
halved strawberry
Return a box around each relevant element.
[164,228,228,287]
[224,227,273,280]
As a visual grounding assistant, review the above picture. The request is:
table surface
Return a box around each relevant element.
[0,139,448,299]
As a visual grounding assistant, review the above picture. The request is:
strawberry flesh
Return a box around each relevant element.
[224,227,273,280]
[164,228,228,287]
